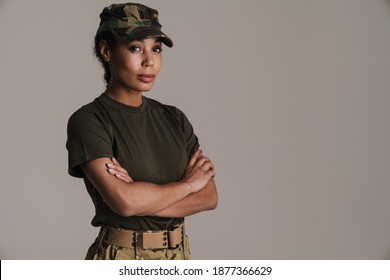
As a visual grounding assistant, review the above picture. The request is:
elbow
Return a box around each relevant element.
[116,201,149,217]
[115,206,136,217]
[110,203,135,217]
[114,204,146,217]
[109,197,144,217]
[211,195,218,210]
[106,185,150,217]
[210,200,218,210]
[207,191,218,211]
[208,179,218,210]
[204,182,218,211]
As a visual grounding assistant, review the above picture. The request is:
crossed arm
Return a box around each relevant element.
[154,177,217,218]
[81,148,218,218]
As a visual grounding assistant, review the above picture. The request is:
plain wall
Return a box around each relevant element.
[1,0,390,259]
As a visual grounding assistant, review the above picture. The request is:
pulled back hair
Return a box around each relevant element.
[94,31,117,86]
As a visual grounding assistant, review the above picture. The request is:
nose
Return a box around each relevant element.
[141,50,154,67]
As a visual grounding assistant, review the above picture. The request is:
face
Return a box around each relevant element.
[101,37,163,93]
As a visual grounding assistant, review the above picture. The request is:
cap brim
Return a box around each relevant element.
[112,27,173,48]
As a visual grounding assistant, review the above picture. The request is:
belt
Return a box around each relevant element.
[103,222,184,250]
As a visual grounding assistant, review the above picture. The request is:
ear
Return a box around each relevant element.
[99,40,111,62]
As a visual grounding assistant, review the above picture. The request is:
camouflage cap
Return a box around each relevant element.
[97,2,173,47]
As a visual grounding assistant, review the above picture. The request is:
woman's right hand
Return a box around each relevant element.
[182,148,216,193]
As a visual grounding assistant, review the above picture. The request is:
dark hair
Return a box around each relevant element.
[94,31,117,86]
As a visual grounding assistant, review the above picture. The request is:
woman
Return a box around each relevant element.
[66,3,218,260]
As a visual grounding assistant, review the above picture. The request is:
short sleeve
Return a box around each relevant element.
[66,110,113,178]
[175,108,200,157]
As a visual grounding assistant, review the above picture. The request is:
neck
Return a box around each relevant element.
[104,83,143,107]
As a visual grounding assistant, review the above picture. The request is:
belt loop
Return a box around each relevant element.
[135,231,143,260]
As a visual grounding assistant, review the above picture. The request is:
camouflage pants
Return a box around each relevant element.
[85,226,191,260]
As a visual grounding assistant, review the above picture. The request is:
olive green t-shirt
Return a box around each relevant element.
[66,94,199,230]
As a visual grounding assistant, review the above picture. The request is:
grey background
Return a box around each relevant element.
[0,0,390,259]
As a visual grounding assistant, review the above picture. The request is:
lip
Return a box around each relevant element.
[137,74,155,83]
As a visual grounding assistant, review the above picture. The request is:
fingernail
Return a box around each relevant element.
[106,163,114,167]
[108,169,115,173]
[115,174,121,177]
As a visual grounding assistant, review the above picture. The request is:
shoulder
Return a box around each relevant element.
[67,97,112,134]
[145,97,196,137]
[68,97,104,119]
[146,97,187,120]
[68,104,93,123]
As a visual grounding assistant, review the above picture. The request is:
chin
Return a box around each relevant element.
[124,82,155,93]
[139,83,156,92]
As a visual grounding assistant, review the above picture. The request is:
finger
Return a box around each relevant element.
[115,173,133,183]
[115,166,130,175]
[107,168,130,177]
[199,157,215,170]
[201,161,213,172]
[187,148,202,168]
[107,169,133,182]
[107,168,120,175]
[207,169,216,178]
[112,157,121,166]
[106,163,130,175]
[194,156,210,168]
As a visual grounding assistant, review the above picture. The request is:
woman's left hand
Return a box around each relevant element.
[106,157,133,183]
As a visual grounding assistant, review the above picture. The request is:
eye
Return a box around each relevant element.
[153,46,163,53]
[128,45,143,53]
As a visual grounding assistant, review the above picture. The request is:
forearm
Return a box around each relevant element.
[153,178,218,218]
[82,158,194,217]
[116,181,194,216]
[89,149,216,218]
